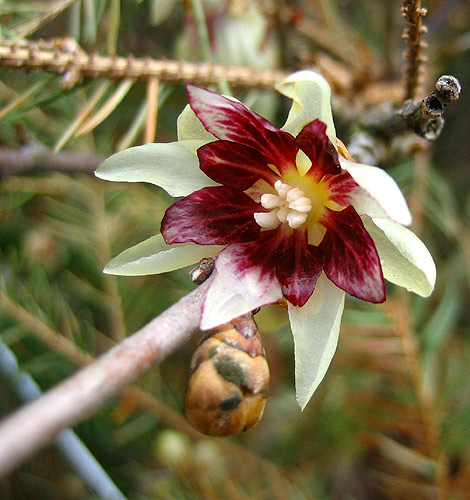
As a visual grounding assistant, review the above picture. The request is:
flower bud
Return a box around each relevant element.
[185,320,269,436]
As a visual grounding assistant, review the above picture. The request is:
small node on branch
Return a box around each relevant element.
[190,257,215,285]
[434,75,461,105]
[400,74,461,141]
[347,75,461,164]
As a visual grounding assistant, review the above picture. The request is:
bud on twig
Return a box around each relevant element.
[400,75,461,141]
[185,316,269,436]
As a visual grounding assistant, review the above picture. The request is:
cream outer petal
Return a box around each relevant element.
[95,142,218,197]
[340,158,412,226]
[363,217,436,297]
[104,234,224,276]
[288,274,345,409]
[200,255,283,330]
[177,103,219,142]
[276,70,336,144]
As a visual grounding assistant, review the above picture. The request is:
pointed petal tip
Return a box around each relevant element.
[102,261,131,276]
[289,276,345,414]
[412,285,434,298]
[296,394,309,411]
[94,159,114,181]
[185,82,202,98]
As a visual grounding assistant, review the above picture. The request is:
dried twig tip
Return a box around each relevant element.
[421,74,461,119]
[435,75,461,105]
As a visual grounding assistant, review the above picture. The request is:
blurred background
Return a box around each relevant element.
[0,1,469,499]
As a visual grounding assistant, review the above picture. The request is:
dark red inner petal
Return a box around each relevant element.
[319,207,385,303]
[217,226,285,274]
[197,141,279,190]
[161,186,264,245]
[275,229,325,307]
[295,119,341,181]
[186,84,298,175]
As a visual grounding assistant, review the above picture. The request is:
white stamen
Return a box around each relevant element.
[286,187,305,203]
[255,181,313,230]
[254,210,281,229]
[274,180,292,197]
[277,208,289,223]
[288,196,312,212]
[260,193,282,209]
[287,211,308,229]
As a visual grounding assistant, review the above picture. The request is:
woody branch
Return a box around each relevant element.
[0,38,288,89]
[0,276,213,477]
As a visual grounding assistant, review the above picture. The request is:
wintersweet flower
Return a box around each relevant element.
[96,71,436,409]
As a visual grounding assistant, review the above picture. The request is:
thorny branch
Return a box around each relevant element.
[0,276,213,477]
[402,0,428,100]
[0,38,289,90]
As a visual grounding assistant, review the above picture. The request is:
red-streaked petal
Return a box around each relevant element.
[197,140,279,190]
[200,231,285,329]
[324,170,405,222]
[161,186,263,245]
[276,229,325,306]
[294,120,340,180]
[322,171,360,206]
[186,84,297,175]
[319,206,385,303]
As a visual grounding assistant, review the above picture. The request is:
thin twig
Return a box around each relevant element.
[0,339,128,500]
[0,38,288,89]
[0,276,213,477]
[0,288,291,489]
[144,77,159,144]
[402,0,428,100]
[0,144,104,175]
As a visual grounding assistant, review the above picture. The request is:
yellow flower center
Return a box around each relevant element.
[254,180,313,230]
[254,161,334,245]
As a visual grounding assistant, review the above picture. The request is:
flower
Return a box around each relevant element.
[95,71,436,409]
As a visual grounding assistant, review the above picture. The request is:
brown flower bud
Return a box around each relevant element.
[185,320,269,436]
